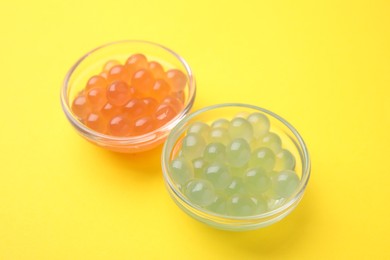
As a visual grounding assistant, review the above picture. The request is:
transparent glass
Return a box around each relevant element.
[162,103,310,231]
[60,40,196,153]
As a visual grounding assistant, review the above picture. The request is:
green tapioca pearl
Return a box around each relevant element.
[170,157,194,187]
[192,157,208,177]
[184,179,217,207]
[203,162,232,191]
[226,138,251,167]
[248,112,270,138]
[187,122,210,139]
[209,127,230,145]
[228,117,253,142]
[266,196,287,210]
[244,167,271,195]
[227,194,258,216]
[225,177,245,196]
[274,149,296,171]
[211,119,230,129]
[254,196,268,214]
[203,142,226,162]
[263,170,279,198]
[181,133,206,161]
[272,170,300,198]
[260,132,282,153]
[207,196,227,215]
[250,147,276,171]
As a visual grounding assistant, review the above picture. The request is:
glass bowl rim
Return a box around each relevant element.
[60,39,196,143]
[161,103,311,221]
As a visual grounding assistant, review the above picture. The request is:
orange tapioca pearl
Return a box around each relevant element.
[100,102,121,119]
[103,60,121,73]
[141,98,158,114]
[166,69,187,92]
[107,81,133,106]
[132,116,155,135]
[86,75,107,90]
[148,61,165,79]
[126,54,148,70]
[123,98,147,119]
[85,112,108,133]
[100,71,108,79]
[106,64,133,84]
[86,87,107,110]
[150,79,171,101]
[154,103,177,127]
[107,65,125,83]
[131,69,155,96]
[108,115,132,137]
[162,95,184,113]
[172,90,185,103]
[72,93,91,120]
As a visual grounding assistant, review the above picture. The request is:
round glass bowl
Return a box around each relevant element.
[162,103,310,231]
[61,40,196,153]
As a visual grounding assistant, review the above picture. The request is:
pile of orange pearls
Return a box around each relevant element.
[71,54,187,137]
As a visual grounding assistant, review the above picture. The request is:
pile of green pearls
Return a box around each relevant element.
[170,112,300,217]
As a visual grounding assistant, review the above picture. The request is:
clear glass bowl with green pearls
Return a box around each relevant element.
[161,103,310,231]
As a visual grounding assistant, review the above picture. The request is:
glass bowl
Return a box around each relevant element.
[60,40,196,153]
[161,103,310,231]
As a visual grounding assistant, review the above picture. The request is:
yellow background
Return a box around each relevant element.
[0,0,389,259]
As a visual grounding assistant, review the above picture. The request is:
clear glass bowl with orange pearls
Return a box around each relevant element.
[61,40,196,153]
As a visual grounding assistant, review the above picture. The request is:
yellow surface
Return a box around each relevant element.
[0,0,389,258]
